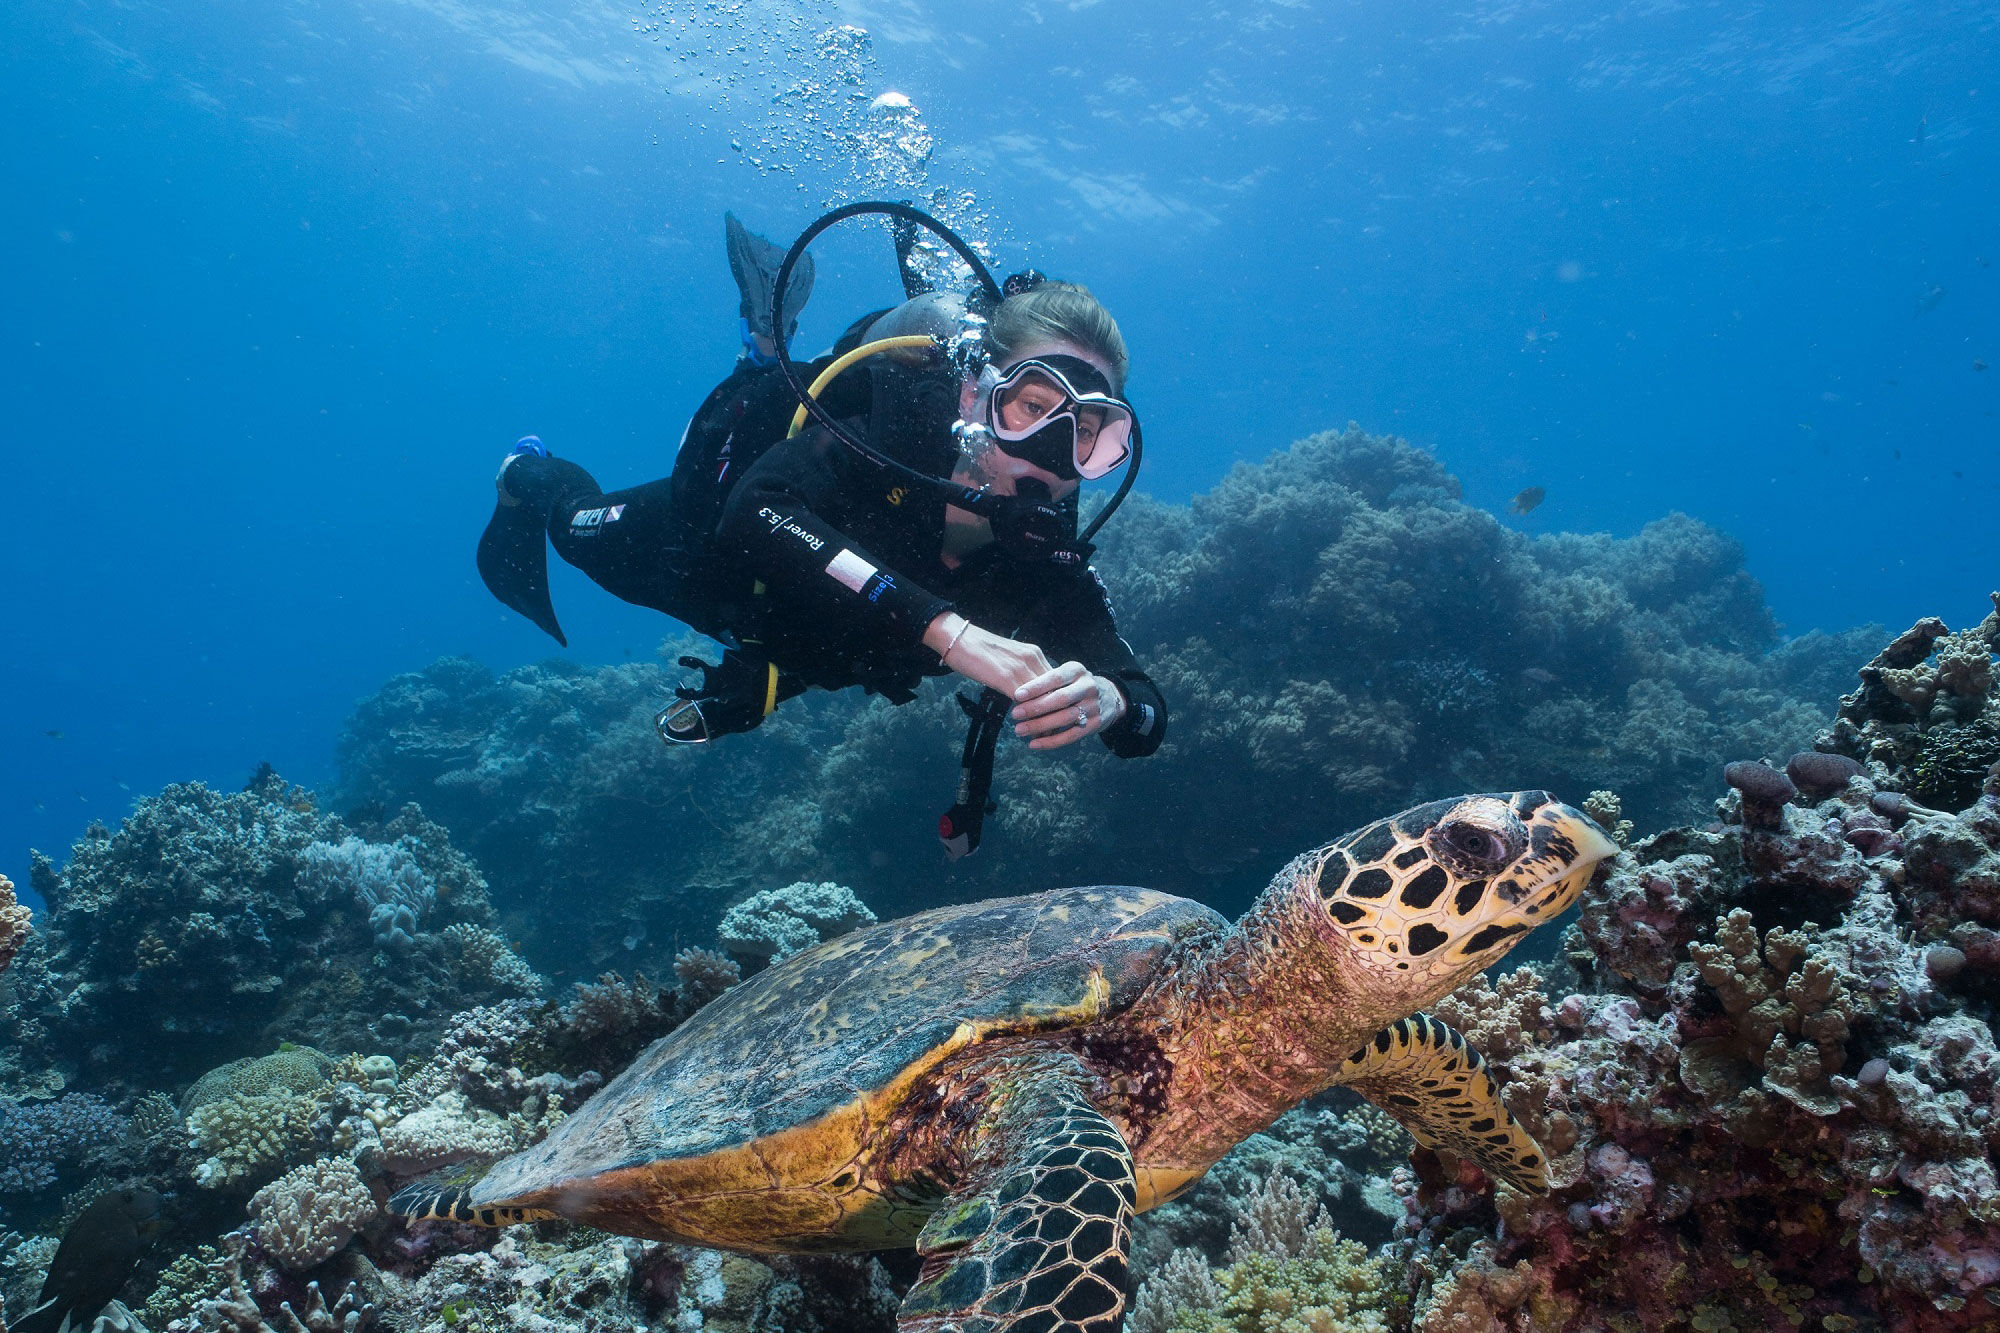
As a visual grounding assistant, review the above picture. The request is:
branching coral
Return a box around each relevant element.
[168,1232,377,1333]
[1130,1171,1394,1333]
[188,1087,324,1190]
[0,1093,129,1198]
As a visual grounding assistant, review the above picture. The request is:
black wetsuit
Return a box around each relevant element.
[492,350,1168,758]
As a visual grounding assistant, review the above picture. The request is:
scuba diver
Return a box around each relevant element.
[477,203,1167,855]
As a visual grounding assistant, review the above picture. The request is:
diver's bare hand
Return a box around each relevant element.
[924,614,1054,698]
[1010,661,1127,751]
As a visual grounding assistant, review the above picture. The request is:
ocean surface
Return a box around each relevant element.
[4,0,1996,897]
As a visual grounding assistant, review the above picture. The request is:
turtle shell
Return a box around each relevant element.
[469,885,1222,1248]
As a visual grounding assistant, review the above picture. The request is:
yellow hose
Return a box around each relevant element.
[787,335,938,438]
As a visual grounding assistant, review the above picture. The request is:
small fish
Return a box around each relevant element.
[44,730,64,740]
[12,1187,165,1333]
[1509,486,1546,515]
[1976,359,1989,372]
[1520,667,1559,686]
[1916,284,1946,314]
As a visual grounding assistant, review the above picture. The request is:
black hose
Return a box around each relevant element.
[770,201,1001,474]
[765,199,1140,538]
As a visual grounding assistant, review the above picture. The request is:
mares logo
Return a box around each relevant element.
[569,504,625,535]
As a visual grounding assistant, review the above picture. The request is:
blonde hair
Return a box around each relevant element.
[988,281,1130,393]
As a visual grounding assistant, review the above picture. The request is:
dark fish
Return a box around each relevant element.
[1976,359,1989,372]
[1509,486,1546,515]
[1916,284,1945,314]
[12,1188,164,1333]
[44,730,64,740]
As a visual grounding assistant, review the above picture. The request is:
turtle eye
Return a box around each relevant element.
[1440,820,1508,865]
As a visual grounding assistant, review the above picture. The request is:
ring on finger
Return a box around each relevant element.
[1074,705,1089,730]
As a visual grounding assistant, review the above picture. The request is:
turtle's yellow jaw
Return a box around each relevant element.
[1310,792,1617,1005]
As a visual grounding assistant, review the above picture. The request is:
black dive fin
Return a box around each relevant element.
[11,1299,71,1333]
[477,499,567,646]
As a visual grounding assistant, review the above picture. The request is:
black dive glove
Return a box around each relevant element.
[656,651,783,745]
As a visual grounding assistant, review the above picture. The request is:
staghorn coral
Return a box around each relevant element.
[0,874,28,977]
[716,881,877,962]
[248,1157,378,1272]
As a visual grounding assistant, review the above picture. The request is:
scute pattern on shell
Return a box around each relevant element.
[470,886,1224,1219]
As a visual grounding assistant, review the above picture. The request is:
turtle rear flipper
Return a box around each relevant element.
[387,1181,557,1228]
[900,1055,1135,1333]
[1333,1012,1552,1194]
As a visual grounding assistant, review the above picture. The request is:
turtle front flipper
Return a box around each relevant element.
[1332,1012,1551,1193]
[900,1056,1135,1333]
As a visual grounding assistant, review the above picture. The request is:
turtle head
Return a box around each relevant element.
[1305,792,1617,1010]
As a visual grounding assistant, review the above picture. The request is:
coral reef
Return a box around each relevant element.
[337,428,1871,977]
[1130,1172,1395,1333]
[0,1093,129,1201]
[716,881,877,963]
[247,1157,377,1271]
[0,873,28,977]
[7,776,537,1090]
[1395,607,2000,1330]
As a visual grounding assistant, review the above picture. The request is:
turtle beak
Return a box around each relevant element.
[1512,804,1618,918]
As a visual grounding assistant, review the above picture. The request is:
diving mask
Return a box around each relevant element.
[980,355,1135,481]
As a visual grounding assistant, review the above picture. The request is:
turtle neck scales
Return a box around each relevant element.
[1114,853,1399,1175]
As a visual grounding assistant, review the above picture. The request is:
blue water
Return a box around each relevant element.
[5,0,1995,899]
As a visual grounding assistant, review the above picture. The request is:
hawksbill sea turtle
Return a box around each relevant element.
[391,791,1616,1332]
